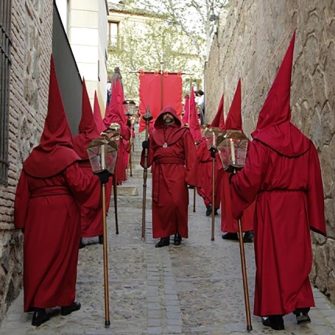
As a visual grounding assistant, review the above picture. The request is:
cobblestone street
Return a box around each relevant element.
[1,138,335,335]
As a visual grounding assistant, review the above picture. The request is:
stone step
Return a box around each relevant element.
[116,186,139,196]
[126,169,151,179]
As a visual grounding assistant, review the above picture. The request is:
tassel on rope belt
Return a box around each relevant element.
[31,186,71,198]
[152,157,185,202]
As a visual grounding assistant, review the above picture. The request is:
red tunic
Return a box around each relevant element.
[141,107,198,238]
[14,163,100,312]
[230,122,326,316]
[72,80,105,238]
[196,139,222,209]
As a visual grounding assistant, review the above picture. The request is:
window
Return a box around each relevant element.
[0,0,12,184]
[108,21,119,49]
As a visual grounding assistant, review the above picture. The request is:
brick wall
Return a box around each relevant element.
[205,0,335,303]
[0,0,53,322]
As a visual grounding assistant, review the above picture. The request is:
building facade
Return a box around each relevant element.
[0,0,53,322]
[0,0,109,322]
[56,0,109,114]
[205,0,335,303]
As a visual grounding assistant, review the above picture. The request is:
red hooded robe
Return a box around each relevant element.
[230,33,326,316]
[196,95,225,210]
[103,80,130,184]
[14,57,100,312]
[72,80,111,238]
[141,107,198,238]
[221,80,255,233]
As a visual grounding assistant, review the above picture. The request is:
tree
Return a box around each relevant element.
[122,0,229,60]
[107,0,229,100]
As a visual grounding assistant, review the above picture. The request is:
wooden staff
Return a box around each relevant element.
[113,174,119,234]
[141,108,153,240]
[193,188,196,212]
[233,167,252,331]
[211,154,216,241]
[101,182,110,327]
[129,138,133,177]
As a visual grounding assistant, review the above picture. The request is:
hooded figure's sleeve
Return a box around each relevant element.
[140,138,153,168]
[64,162,101,208]
[14,171,30,229]
[307,143,326,236]
[230,140,267,219]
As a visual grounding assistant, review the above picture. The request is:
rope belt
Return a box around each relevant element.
[31,186,70,198]
[154,157,184,165]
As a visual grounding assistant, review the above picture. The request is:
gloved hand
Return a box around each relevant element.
[188,185,195,189]
[142,140,149,149]
[209,146,218,158]
[225,165,236,174]
[96,169,111,184]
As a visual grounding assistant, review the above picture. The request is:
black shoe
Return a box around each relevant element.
[173,233,182,246]
[262,315,285,330]
[79,239,85,249]
[214,208,219,215]
[222,232,238,241]
[206,206,212,216]
[294,308,311,324]
[98,235,103,244]
[243,231,254,243]
[32,308,50,327]
[60,301,81,316]
[155,237,170,248]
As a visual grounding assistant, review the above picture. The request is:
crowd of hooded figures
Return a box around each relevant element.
[14,33,326,331]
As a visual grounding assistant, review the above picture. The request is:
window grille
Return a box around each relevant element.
[0,0,12,185]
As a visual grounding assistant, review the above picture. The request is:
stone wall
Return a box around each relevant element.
[0,0,53,322]
[205,0,335,302]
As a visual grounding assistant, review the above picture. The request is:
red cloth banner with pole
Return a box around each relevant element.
[139,72,182,132]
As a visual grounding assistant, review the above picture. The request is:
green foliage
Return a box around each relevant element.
[108,0,229,100]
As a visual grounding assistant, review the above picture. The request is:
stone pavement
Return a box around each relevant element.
[1,135,335,335]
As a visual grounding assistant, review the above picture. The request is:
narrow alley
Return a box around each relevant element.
[0,133,335,335]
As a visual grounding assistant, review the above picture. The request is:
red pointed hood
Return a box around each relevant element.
[182,95,190,124]
[254,33,295,133]
[151,106,188,146]
[23,56,79,177]
[93,91,105,133]
[103,79,127,127]
[72,80,100,159]
[189,87,202,142]
[154,106,182,128]
[252,33,310,157]
[211,94,225,130]
[225,80,242,130]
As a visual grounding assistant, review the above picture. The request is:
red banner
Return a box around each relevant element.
[139,72,182,132]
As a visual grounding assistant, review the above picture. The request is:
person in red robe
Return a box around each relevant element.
[196,95,225,216]
[14,57,106,327]
[141,107,198,247]
[196,137,222,215]
[230,34,326,330]
[220,80,254,243]
[73,80,111,246]
[104,79,130,184]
